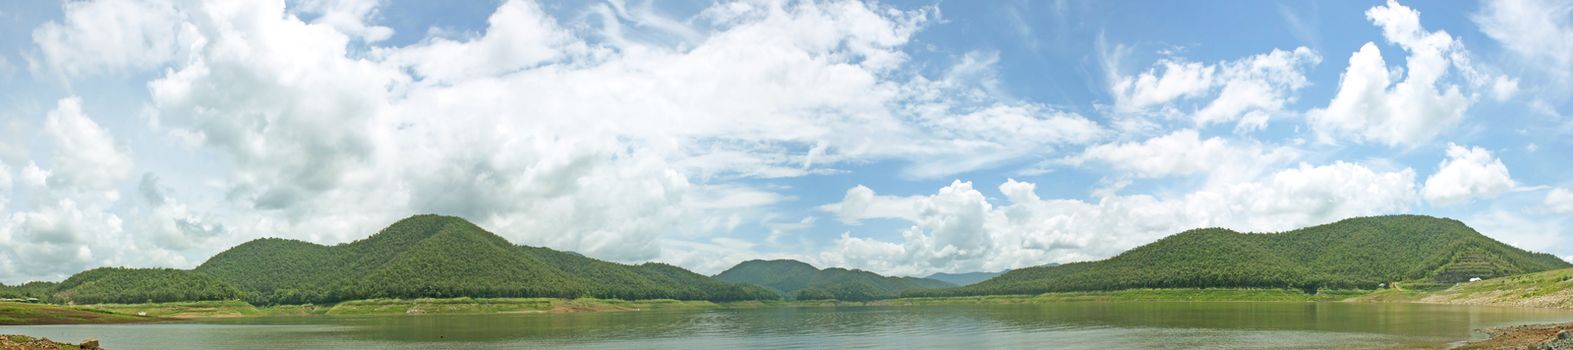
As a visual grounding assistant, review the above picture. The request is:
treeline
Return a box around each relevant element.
[907,215,1571,298]
[0,281,58,300]
[12,215,778,305]
[715,259,954,300]
[52,268,241,304]
[192,215,778,305]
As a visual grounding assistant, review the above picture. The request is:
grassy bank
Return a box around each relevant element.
[1342,268,1573,310]
[25,282,1573,324]
[19,288,1377,322]
[0,302,155,325]
[883,288,1370,305]
[1419,268,1573,309]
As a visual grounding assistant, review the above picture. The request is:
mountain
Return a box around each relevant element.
[192,214,778,304]
[23,215,776,305]
[907,215,1571,298]
[715,259,954,301]
[925,271,1009,286]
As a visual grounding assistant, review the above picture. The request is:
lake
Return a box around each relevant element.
[4,302,1572,349]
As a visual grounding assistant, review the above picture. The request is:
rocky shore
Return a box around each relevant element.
[0,335,102,350]
[1457,323,1573,350]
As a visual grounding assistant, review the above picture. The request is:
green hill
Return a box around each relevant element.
[15,215,776,305]
[924,269,1034,286]
[908,215,1570,297]
[193,214,778,304]
[715,259,954,301]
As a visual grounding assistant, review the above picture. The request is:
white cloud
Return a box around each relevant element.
[1547,188,1573,213]
[1067,129,1299,185]
[1473,0,1573,80]
[1112,59,1215,112]
[31,0,195,76]
[0,98,146,282]
[1468,209,1566,257]
[12,0,1110,282]
[292,0,394,42]
[41,98,134,191]
[1422,143,1515,204]
[1109,47,1319,132]
[1308,0,1481,146]
[817,161,1417,276]
[381,0,583,82]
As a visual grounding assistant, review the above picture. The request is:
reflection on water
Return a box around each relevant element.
[3,302,1572,349]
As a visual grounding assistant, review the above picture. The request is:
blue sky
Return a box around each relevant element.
[0,0,1570,283]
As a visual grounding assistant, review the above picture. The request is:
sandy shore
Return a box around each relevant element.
[1455,322,1573,349]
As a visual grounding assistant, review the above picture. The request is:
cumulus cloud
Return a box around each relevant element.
[0,98,142,281]
[13,0,1111,281]
[1066,129,1300,185]
[1308,0,1514,146]
[31,0,194,76]
[1109,47,1319,132]
[1422,143,1515,205]
[1547,188,1573,213]
[381,0,583,82]
[40,98,134,191]
[292,0,394,42]
[1474,0,1573,80]
[817,161,1417,276]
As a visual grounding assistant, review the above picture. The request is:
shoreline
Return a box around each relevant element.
[7,289,1573,349]
[9,287,1573,323]
[1455,322,1573,349]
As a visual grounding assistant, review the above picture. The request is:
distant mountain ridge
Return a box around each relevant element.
[17,215,778,305]
[908,215,1571,297]
[715,259,954,301]
[925,270,1013,286]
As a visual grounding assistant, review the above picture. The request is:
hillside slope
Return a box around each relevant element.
[193,215,778,304]
[909,215,1569,297]
[716,259,954,301]
[1416,267,1573,309]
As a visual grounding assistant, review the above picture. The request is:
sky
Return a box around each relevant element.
[0,0,1570,284]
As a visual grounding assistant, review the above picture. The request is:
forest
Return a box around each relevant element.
[10,215,777,305]
[715,259,953,300]
[906,215,1571,297]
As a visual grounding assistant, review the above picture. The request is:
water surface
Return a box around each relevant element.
[4,302,1571,349]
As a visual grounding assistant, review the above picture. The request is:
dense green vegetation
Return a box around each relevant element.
[5,215,775,306]
[51,268,241,304]
[926,271,1012,286]
[193,215,778,304]
[908,215,1570,297]
[0,281,58,300]
[716,259,954,300]
[886,288,1369,306]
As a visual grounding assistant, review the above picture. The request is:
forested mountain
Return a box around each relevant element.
[907,215,1571,297]
[194,215,778,304]
[715,259,954,301]
[925,271,1006,286]
[10,215,776,305]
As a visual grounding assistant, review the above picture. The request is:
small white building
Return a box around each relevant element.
[1468,277,1482,282]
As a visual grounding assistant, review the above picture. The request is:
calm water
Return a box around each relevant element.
[4,302,1573,349]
